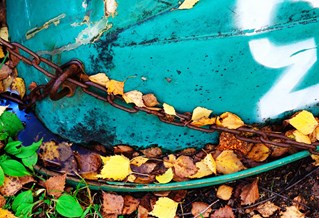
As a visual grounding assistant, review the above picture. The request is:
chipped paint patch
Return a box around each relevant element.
[26,14,66,40]
[104,0,118,17]
[178,0,199,9]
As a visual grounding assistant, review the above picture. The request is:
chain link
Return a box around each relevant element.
[1,37,318,154]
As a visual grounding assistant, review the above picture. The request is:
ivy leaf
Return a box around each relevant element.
[12,190,33,212]
[1,159,30,176]
[0,111,24,137]
[22,153,38,169]
[56,194,83,217]
[16,139,43,159]
[4,141,22,156]
[0,166,4,186]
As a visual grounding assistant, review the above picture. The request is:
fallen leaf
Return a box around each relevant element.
[311,154,319,166]
[204,153,217,174]
[105,0,118,17]
[142,94,159,107]
[211,205,235,218]
[0,208,16,218]
[240,179,259,205]
[127,174,136,183]
[288,110,318,135]
[0,195,6,207]
[191,106,212,121]
[216,185,233,201]
[156,168,173,184]
[280,206,305,218]
[179,148,197,156]
[218,132,252,155]
[102,192,124,215]
[168,190,188,202]
[122,195,140,215]
[163,103,176,116]
[98,155,131,181]
[19,175,35,186]
[138,205,149,218]
[107,80,124,96]
[163,154,176,168]
[131,156,149,167]
[149,197,178,218]
[310,125,319,142]
[0,177,22,196]
[256,201,279,217]
[270,143,289,158]
[247,143,271,162]
[0,27,9,41]
[191,202,212,218]
[114,145,134,157]
[178,0,199,9]
[140,193,156,212]
[191,117,216,127]
[74,152,102,174]
[189,159,213,179]
[123,90,145,107]
[153,191,171,197]
[28,82,37,91]
[88,73,109,87]
[293,196,306,211]
[0,106,8,116]
[44,174,66,198]
[141,147,162,158]
[216,112,245,129]
[216,150,246,174]
[39,141,60,167]
[9,77,26,98]
[293,130,311,144]
[174,155,198,179]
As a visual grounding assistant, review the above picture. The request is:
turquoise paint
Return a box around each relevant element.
[6,0,319,150]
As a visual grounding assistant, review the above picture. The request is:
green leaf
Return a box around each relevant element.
[15,139,43,159]
[22,153,38,169]
[0,111,24,137]
[1,159,30,176]
[4,141,22,155]
[56,194,83,217]
[0,166,4,186]
[15,202,34,217]
[0,132,9,140]
[12,190,33,212]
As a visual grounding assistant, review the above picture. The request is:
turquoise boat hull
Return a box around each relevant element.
[6,0,319,151]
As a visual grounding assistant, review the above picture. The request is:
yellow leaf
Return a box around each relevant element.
[163,154,176,168]
[191,106,212,121]
[191,117,216,127]
[142,94,159,107]
[247,143,271,162]
[107,80,124,96]
[0,208,17,218]
[123,90,145,107]
[293,130,311,144]
[127,174,136,183]
[216,150,246,174]
[280,206,305,218]
[163,103,176,116]
[10,78,26,98]
[288,110,318,135]
[97,155,131,181]
[216,112,245,129]
[0,47,4,59]
[204,153,217,174]
[149,197,178,218]
[130,156,149,167]
[189,160,213,179]
[88,73,109,87]
[156,168,173,184]
[216,185,233,201]
[178,0,199,9]
[0,105,8,116]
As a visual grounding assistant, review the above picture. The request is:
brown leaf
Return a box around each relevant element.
[292,196,306,211]
[19,175,35,186]
[191,202,212,218]
[141,147,162,158]
[240,179,259,205]
[211,205,235,218]
[138,205,149,218]
[179,148,197,156]
[123,90,145,107]
[270,143,289,157]
[163,154,176,168]
[247,143,271,162]
[122,195,140,215]
[114,145,134,158]
[140,194,156,212]
[44,174,66,198]
[216,185,233,201]
[0,177,22,197]
[9,77,26,98]
[280,206,305,218]
[173,155,198,179]
[0,195,6,208]
[39,141,61,167]
[169,190,188,202]
[218,132,252,155]
[74,152,101,174]
[142,94,159,107]
[0,208,16,218]
[28,81,37,91]
[102,192,124,215]
[153,191,171,197]
[256,201,279,218]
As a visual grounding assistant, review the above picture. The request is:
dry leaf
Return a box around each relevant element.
[131,156,149,167]
[138,205,149,218]
[123,90,145,107]
[191,202,212,218]
[0,195,6,208]
[163,154,176,168]
[0,177,22,196]
[0,106,8,116]
[293,130,311,144]
[143,94,159,107]
[19,175,35,186]
[89,73,109,86]
[105,0,118,17]
[293,196,306,211]
[288,110,318,135]
[114,145,134,157]
[149,197,178,218]
[174,155,198,178]
[191,117,216,127]
[240,179,259,205]
[218,132,252,155]
[211,205,235,218]
[310,125,319,142]
[189,159,213,179]
[122,195,140,215]
[98,155,131,181]
[102,192,124,215]
[0,208,16,218]
[10,77,26,98]
[163,103,176,116]
[247,143,271,162]
[216,112,245,129]
[311,154,319,166]
[280,206,305,218]
[74,152,102,174]
[169,190,188,202]
[156,168,174,184]
[39,141,60,166]
[141,147,162,158]
[44,174,66,198]
[191,107,212,121]
[179,0,199,9]
[204,153,217,174]
[107,80,124,96]
[216,185,233,201]
[127,174,136,183]
[255,201,279,217]
[216,150,246,175]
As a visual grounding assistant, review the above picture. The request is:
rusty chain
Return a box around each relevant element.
[0,37,319,154]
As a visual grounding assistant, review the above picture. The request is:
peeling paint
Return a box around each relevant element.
[25,14,66,40]
[82,0,88,9]
[104,0,118,17]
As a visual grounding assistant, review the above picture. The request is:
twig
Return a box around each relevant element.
[194,199,220,218]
